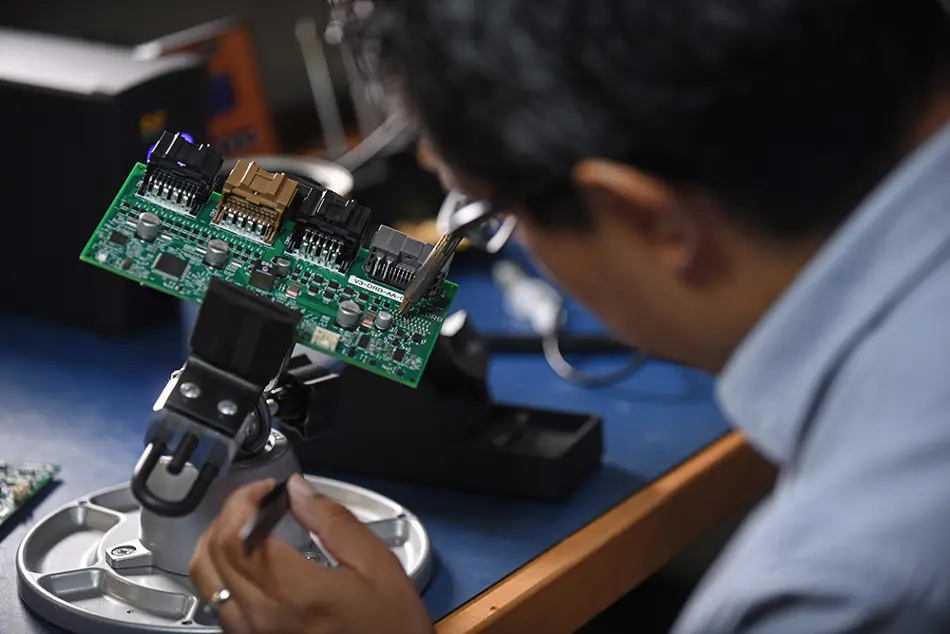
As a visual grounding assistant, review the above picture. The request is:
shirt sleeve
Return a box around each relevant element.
[672,556,944,634]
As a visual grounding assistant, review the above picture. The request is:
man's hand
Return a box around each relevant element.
[189,475,434,634]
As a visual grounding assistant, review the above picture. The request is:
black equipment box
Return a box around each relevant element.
[0,28,210,334]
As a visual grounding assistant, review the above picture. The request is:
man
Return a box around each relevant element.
[189,0,950,632]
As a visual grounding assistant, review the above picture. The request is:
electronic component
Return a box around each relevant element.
[310,326,341,351]
[357,334,371,348]
[274,257,292,277]
[364,225,451,297]
[375,311,393,331]
[81,160,458,388]
[336,299,361,329]
[213,159,298,244]
[0,461,59,528]
[392,349,406,363]
[249,268,275,292]
[153,253,188,279]
[109,231,129,246]
[287,181,371,272]
[137,131,222,215]
[136,212,162,242]
[204,239,230,268]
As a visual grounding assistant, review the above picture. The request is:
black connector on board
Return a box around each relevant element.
[287,181,372,271]
[138,131,223,215]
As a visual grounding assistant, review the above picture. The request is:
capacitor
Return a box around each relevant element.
[205,239,230,268]
[374,310,393,331]
[274,257,292,277]
[336,299,361,329]
[135,212,161,242]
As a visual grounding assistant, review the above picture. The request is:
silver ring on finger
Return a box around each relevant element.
[209,587,232,609]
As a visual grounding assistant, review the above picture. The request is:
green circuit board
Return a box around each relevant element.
[0,462,59,529]
[80,163,457,388]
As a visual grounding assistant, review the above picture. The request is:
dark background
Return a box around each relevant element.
[0,0,345,150]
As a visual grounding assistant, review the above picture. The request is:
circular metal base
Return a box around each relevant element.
[16,477,433,634]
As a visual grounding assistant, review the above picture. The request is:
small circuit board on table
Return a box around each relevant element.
[80,132,457,388]
[0,462,59,528]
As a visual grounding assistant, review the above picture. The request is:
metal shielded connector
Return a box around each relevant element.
[213,159,298,244]
[364,225,451,297]
[138,131,223,215]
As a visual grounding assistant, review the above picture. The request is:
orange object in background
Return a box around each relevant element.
[134,17,279,156]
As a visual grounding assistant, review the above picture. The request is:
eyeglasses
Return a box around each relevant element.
[436,189,519,254]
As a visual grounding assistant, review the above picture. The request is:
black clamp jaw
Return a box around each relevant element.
[132,278,301,517]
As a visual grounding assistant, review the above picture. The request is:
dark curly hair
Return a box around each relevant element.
[376,0,950,236]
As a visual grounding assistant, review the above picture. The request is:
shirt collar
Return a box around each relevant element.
[717,121,950,464]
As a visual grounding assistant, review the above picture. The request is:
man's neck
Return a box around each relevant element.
[705,88,950,374]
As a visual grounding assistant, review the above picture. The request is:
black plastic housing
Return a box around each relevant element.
[288,181,372,268]
[277,314,603,501]
[138,131,223,214]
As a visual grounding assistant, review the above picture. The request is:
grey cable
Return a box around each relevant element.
[541,308,649,387]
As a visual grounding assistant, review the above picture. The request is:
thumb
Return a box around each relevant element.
[287,474,398,576]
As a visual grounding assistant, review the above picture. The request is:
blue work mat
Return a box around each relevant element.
[0,303,728,630]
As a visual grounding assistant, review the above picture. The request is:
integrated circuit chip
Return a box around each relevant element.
[109,231,129,246]
[153,253,188,279]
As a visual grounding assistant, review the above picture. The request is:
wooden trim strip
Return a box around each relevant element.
[436,433,776,634]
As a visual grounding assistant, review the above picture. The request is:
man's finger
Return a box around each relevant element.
[189,531,253,634]
[287,474,401,577]
[210,479,277,578]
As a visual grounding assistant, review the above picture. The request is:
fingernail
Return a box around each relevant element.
[288,474,314,501]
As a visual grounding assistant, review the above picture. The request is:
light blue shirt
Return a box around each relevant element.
[673,121,950,634]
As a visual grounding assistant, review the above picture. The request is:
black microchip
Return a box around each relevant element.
[153,253,188,279]
[309,285,322,295]
[393,338,403,347]
[411,333,423,344]
[120,259,133,270]
[358,293,369,302]
[313,275,325,285]
[347,348,357,357]
[373,297,381,305]
[249,269,275,292]
[392,349,406,362]
[396,328,405,337]
[328,281,340,290]
[323,292,334,301]
[109,231,129,246]
[358,335,370,348]
[369,359,377,366]
[343,287,355,297]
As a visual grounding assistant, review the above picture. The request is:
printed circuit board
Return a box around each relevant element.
[80,133,456,387]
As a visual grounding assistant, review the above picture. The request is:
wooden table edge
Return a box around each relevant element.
[435,432,776,634]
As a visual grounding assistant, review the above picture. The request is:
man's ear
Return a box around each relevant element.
[572,159,700,272]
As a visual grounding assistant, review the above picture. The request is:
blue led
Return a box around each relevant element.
[146,132,195,162]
